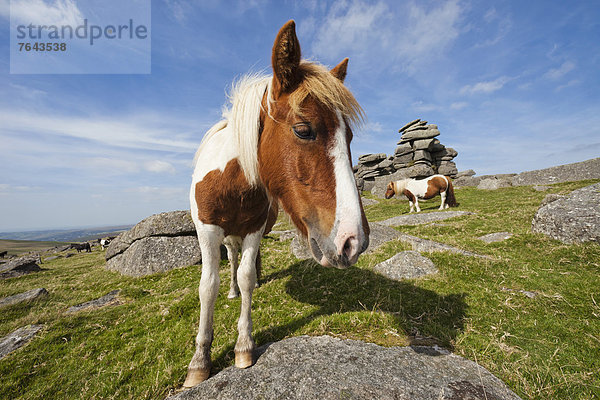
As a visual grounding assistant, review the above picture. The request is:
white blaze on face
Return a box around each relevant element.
[328,111,365,264]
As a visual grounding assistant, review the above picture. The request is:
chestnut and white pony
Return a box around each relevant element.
[185,20,370,387]
[385,174,458,213]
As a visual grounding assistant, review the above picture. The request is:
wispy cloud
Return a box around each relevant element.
[5,0,83,25]
[307,0,464,74]
[459,76,512,95]
[544,61,576,80]
[0,110,202,153]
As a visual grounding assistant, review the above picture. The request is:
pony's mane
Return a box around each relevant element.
[290,62,364,128]
[196,61,364,187]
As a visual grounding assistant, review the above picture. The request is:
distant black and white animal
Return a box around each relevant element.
[385,174,459,213]
[100,238,111,250]
[0,251,7,258]
[71,243,91,253]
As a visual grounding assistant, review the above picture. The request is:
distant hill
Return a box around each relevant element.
[0,225,133,242]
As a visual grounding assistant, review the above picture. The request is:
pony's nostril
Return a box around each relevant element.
[342,235,358,261]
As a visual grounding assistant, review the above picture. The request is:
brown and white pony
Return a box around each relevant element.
[185,20,370,387]
[385,174,458,213]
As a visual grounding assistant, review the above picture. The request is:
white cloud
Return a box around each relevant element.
[450,102,468,110]
[7,0,83,25]
[308,0,464,74]
[0,110,201,153]
[311,0,389,60]
[144,160,176,174]
[556,79,581,91]
[459,76,512,95]
[544,61,576,80]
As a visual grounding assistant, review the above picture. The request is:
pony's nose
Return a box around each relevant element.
[335,233,361,266]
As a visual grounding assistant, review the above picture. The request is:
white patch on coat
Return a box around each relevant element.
[328,111,366,262]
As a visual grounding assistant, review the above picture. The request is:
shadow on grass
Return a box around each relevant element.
[211,259,467,372]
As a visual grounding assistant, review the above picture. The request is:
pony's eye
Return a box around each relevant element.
[292,123,316,140]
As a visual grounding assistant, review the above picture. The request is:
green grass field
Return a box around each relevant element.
[1,180,599,399]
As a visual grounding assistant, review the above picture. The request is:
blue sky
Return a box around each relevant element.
[1,0,599,232]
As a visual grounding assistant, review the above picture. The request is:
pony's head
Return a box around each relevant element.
[385,181,396,199]
[385,179,409,199]
[257,20,369,268]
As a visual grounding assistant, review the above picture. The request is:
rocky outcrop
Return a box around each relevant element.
[354,119,459,192]
[105,211,201,277]
[0,325,44,360]
[0,288,48,308]
[169,335,521,400]
[532,183,600,244]
[0,256,41,280]
[512,158,600,186]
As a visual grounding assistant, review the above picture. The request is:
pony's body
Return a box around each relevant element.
[385,175,458,213]
[185,21,369,387]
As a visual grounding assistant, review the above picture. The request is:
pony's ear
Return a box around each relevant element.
[272,20,301,95]
[330,58,349,82]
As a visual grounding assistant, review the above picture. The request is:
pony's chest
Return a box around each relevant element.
[193,159,269,237]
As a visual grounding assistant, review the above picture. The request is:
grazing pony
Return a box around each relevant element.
[186,20,370,387]
[385,174,458,213]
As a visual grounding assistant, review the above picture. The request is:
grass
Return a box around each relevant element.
[1,179,599,399]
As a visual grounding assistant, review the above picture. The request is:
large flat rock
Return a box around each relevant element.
[170,335,521,400]
[532,183,600,244]
[0,288,48,308]
[0,256,41,280]
[106,236,201,277]
[379,211,474,226]
[106,210,196,260]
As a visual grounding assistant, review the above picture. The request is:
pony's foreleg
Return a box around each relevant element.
[235,227,263,369]
[225,238,241,299]
[414,198,421,213]
[408,200,415,213]
[184,226,224,388]
[439,191,447,210]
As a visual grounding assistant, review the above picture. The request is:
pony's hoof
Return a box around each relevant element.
[235,350,254,369]
[227,290,239,299]
[183,367,210,388]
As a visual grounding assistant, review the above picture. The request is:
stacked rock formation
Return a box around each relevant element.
[354,119,458,191]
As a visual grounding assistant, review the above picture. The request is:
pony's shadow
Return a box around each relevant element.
[211,259,467,371]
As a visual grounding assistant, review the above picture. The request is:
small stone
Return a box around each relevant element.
[0,325,44,360]
[66,290,121,313]
[373,251,437,281]
[478,232,512,243]
[533,185,551,191]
